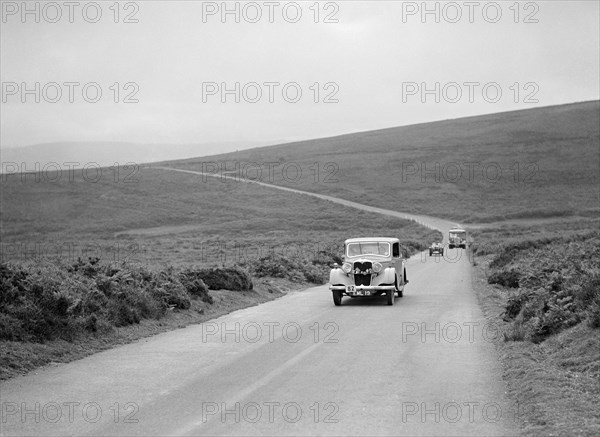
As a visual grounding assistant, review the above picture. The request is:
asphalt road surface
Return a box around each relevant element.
[1,168,517,436]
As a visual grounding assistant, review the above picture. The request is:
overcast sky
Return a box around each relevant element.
[1,0,599,150]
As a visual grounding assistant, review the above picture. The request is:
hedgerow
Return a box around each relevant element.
[485,232,600,343]
[0,258,259,343]
[246,253,329,284]
[190,266,253,291]
[178,268,213,303]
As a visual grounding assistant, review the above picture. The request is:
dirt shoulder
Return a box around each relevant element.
[0,278,305,381]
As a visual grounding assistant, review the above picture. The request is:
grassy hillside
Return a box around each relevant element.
[0,167,438,268]
[165,101,600,223]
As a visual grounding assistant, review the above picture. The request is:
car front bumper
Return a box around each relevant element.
[329,285,395,295]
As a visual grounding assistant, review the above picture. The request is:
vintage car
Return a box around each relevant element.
[429,242,444,256]
[448,228,467,249]
[329,237,407,306]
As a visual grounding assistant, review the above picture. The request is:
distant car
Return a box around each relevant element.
[329,237,408,306]
[448,228,467,249]
[429,242,444,256]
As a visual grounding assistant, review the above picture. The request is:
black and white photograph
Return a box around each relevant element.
[1,1,599,435]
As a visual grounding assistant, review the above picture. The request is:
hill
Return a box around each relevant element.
[164,101,600,223]
[0,166,437,267]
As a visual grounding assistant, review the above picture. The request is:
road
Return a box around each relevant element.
[1,167,517,436]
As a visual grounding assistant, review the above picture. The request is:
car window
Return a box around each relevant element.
[379,244,390,256]
[348,244,361,256]
[347,242,391,257]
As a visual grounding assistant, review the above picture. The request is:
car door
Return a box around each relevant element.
[392,242,402,280]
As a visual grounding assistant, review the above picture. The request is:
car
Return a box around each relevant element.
[429,242,444,256]
[448,228,467,249]
[329,237,408,306]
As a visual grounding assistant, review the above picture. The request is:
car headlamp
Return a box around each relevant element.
[372,262,382,273]
[342,262,352,274]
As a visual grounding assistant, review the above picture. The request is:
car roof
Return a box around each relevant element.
[345,237,399,244]
[449,228,466,232]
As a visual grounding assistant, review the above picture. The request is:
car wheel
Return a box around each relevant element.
[332,290,342,306]
[395,275,403,297]
[387,289,394,306]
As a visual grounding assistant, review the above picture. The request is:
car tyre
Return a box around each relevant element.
[395,275,403,297]
[387,289,394,306]
[332,290,342,306]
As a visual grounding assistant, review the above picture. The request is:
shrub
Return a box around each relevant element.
[489,248,520,270]
[302,264,327,284]
[68,256,103,278]
[0,262,93,341]
[486,232,600,343]
[153,269,192,309]
[581,274,600,328]
[503,319,526,342]
[252,255,294,279]
[249,254,328,284]
[313,249,343,267]
[0,258,224,343]
[504,291,531,320]
[488,269,521,288]
[587,299,600,329]
[195,266,253,291]
[179,269,213,303]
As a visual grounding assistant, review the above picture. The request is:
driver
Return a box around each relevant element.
[348,244,360,257]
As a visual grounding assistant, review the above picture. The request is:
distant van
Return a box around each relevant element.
[448,228,467,249]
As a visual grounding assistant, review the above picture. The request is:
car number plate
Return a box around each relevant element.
[346,286,370,296]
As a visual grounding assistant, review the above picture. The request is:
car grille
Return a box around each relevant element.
[353,261,372,286]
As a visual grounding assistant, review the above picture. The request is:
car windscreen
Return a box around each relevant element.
[347,242,390,257]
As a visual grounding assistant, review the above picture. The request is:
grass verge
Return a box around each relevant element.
[470,224,600,436]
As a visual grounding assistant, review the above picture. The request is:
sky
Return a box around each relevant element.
[1,0,599,152]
